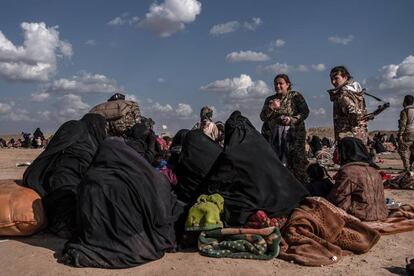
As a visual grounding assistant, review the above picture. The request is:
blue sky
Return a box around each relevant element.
[0,0,413,135]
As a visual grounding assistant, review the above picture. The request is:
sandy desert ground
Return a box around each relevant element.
[0,148,413,276]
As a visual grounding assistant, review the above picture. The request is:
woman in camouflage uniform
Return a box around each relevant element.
[328,66,368,144]
[260,74,310,183]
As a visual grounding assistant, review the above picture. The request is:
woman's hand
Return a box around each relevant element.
[270,99,281,110]
[281,116,291,126]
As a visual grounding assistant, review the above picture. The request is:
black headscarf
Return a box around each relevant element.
[174,129,222,204]
[23,113,107,237]
[33,128,44,139]
[310,135,323,155]
[169,129,190,169]
[205,111,309,226]
[338,137,371,166]
[62,137,182,268]
[125,122,157,163]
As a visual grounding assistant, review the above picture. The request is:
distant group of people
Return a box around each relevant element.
[0,128,47,149]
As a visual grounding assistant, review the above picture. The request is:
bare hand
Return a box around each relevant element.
[270,99,281,110]
[281,116,291,126]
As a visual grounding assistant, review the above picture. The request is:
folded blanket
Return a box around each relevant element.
[364,204,414,235]
[279,197,380,266]
[198,227,281,260]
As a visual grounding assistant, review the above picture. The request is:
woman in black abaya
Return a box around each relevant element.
[205,111,308,226]
[23,113,107,237]
[62,137,182,268]
[174,129,222,205]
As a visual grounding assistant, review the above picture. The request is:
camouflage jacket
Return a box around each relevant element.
[260,90,309,135]
[398,105,414,140]
[329,81,368,142]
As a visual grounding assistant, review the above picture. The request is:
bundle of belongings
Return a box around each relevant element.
[384,171,414,190]
[89,92,141,137]
[0,179,46,236]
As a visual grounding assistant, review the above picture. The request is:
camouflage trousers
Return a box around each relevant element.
[398,139,414,170]
[287,139,309,184]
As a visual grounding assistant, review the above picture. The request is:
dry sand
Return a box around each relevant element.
[0,148,413,276]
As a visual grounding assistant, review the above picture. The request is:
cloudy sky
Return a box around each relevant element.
[0,0,413,135]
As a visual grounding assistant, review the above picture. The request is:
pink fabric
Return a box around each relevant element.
[159,167,177,186]
[156,136,169,151]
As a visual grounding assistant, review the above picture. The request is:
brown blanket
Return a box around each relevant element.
[364,204,414,235]
[279,197,380,266]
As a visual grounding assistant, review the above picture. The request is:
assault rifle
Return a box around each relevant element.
[361,89,390,121]
[327,86,390,121]
[362,102,390,121]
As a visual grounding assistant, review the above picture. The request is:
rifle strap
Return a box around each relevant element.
[362,89,386,102]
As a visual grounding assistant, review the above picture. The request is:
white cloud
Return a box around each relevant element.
[201,74,271,101]
[225,50,269,63]
[44,73,119,94]
[54,94,90,122]
[297,65,309,72]
[150,102,174,113]
[0,22,72,82]
[0,103,32,122]
[107,14,140,26]
[210,21,240,35]
[311,63,326,71]
[258,63,327,75]
[126,94,139,102]
[366,55,414,99]
[328,35,354,45]
[139,0,202,37]
[31,92,50,102]
[243,17,262,31]
[310,107,326,116]
[141,101,196,133]
[201,75,273,130]
[210,17,263,35]
[85,39,96,46]
[0,102,12,113]
[157,77,166,83]
[268,38,286,51]
[258,63,291,74]
[37,110,52,121]
[108,17,126,26]
[175,103,192,117]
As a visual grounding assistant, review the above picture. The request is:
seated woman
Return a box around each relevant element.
[62,137,182,268]
[205,111,308,226]
[328,137,388,221]
[174,129,222,205]
[23,113,107,237]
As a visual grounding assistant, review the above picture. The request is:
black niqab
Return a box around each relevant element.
[338,137,371,165]
[125,122,157,163]
[205,111,308,226]
[23,113,107,236]
[174,129,222,204]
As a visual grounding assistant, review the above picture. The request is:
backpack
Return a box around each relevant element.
[89,100,141,136]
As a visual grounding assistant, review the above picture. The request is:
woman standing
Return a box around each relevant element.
[260,74,310,183]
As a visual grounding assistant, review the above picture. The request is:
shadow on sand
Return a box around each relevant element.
[12,231,67,259]
[384,265,407,275]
